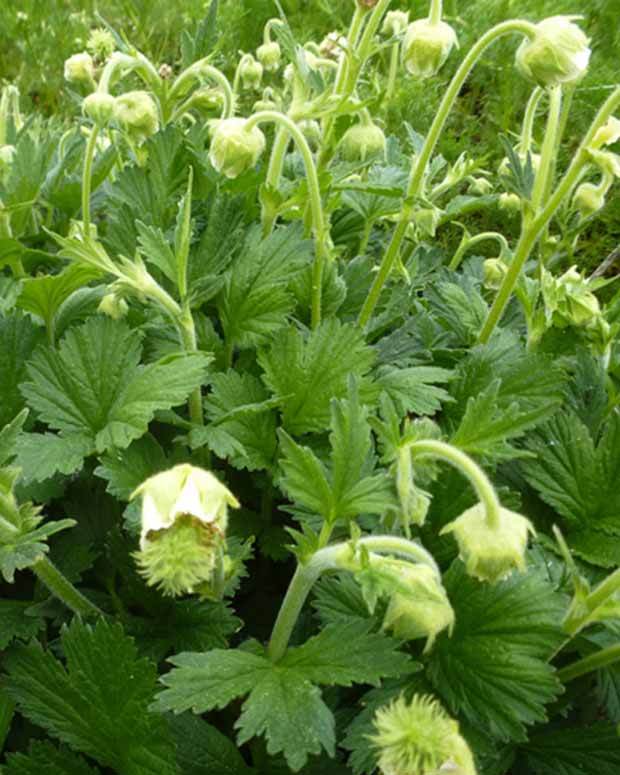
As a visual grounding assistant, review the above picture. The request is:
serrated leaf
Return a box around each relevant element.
[0,409,28,466]
[0,599,45,649]
[373,365,453,417]
[15,433,93,482]
[218,225,311,349]
[259,319,375,435]
[427,561,564,742]
[3,742,100,775]
[169,713,255,775]
[518,723,620,775]
[20,317,210,455]
[94,434,168,500]
[136,221,177,284]
[4,619,177,775]
[0,313,43,428]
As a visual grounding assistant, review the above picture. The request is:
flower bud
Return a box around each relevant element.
[98,292,128,320]
[442,503,534,583]
[516,16,590,87]
[114,91,159,142]
[402,19,458,79]
[64,52,95,86]
[379,560,454,652]
[0,144,16,179]
[592,116,620,149]
[257,41,281,72]
[371,695,477,775]
[468,177,493,196]
[543,265,601,328]
[87,28,116,61]
[483,258,508,290]
[83,92,116,126]
[382,11,410,37]
[340,117,386,162]
[413,206,442,238]
[208,117,266,179]
[299,119,322,150]
[499,192,521,213]
[239,55,263,91]
[131,464,239,597]
[319,32,348,60]
[573,181,606,219]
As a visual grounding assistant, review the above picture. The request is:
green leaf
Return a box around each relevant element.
[95,434,168,500]
[15,433,93,482]
[373,366,453,417]
[20,317,210,455]
[218,225,311,349]
[192,371,278,471]
[4,619,177,775]
[0,599,44,649]
[3,742,101,775]
[518,723,620,775]
[312,573,376,626]
[280,621,413,687]
[427,560,564,742]
[169,713,255,775]
[136,221,177,284]
[259,319,375,435]
[278,430,333,519]
[0,313,43,428]
[0,409,28,466]
[17,264,99,336]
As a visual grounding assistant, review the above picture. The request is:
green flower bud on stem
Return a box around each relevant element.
[371,695,477,775]
[87,28,116,62]
[98,292,128,320]
[498,192,521,213]
[83,92,116,126]
[114,90,159,142]
[257,41,281,72]
[483,257,508,290]
[340,113,386,162]
[441,503,534,583]
[208,117,266,178]
[64,52,95,87]
[573,181,606,219]
[131,464,239,598]
[515,16,590,87]
[402,18,458,79]
[239,54,264,91]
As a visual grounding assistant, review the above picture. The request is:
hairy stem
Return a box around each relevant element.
[429,0,443,25]
[449,231,510,271]
[409,439,501,528]
[357,19,537,328]
[558,644,620,683]
[81,125,100,235]
[33,557,101,619]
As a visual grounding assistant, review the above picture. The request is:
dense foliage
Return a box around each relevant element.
[1,1,620,773]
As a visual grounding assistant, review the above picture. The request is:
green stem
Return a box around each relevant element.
[357,19,537,329]
[167,62,234,121]
[479,86,620,343]
[449,231,510,271]
[81,125,100,235]
[520,86,544,155]
[246,111,328,328]
[429,0,443,25]
[267,534,438,661]
[409,439,501,528]
[33,557,101,619]
[558,644,620,683]
[528,85,563,221]
[261,127,292,236]
[386,41,400,102]
[177,308,204,426]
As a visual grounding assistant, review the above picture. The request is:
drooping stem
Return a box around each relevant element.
[528,85,563,221]
[357,19,538,329]
[558,644,620,683]
[520,86,544,154]
[449,231,510,271]
[267,534,438,661]
[167,62,234,122]
[33,557,101,619]
[81,125,100,235]
[409,439,501,528]
[479,86,620,343]
[246,111,328,328]
[261,127,292,236]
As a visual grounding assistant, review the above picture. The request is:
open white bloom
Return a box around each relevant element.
[516,16,590,87]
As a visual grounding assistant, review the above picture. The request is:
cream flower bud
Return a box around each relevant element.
[64,52,95,86]
[592,116,620,148]
[98,292,128,320]
[83,92,116,126]
[468,177,493,195]
[208,117,266,179]
[239,55,264,90]
[573,182,606,219]
[483,258,508,290]
[299,119,322,150]
[382,11,410,37]
[380,560,454,652]
[543,265,601,327]
[114,91,159,142]
[371,695,477,775]
[441,503,534,583]
[402,19,458,79]
[340,117,386,162]
[257,41,281,72]
[131,465,239,597]
[499,192,521,213]
[516,16,590,87]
